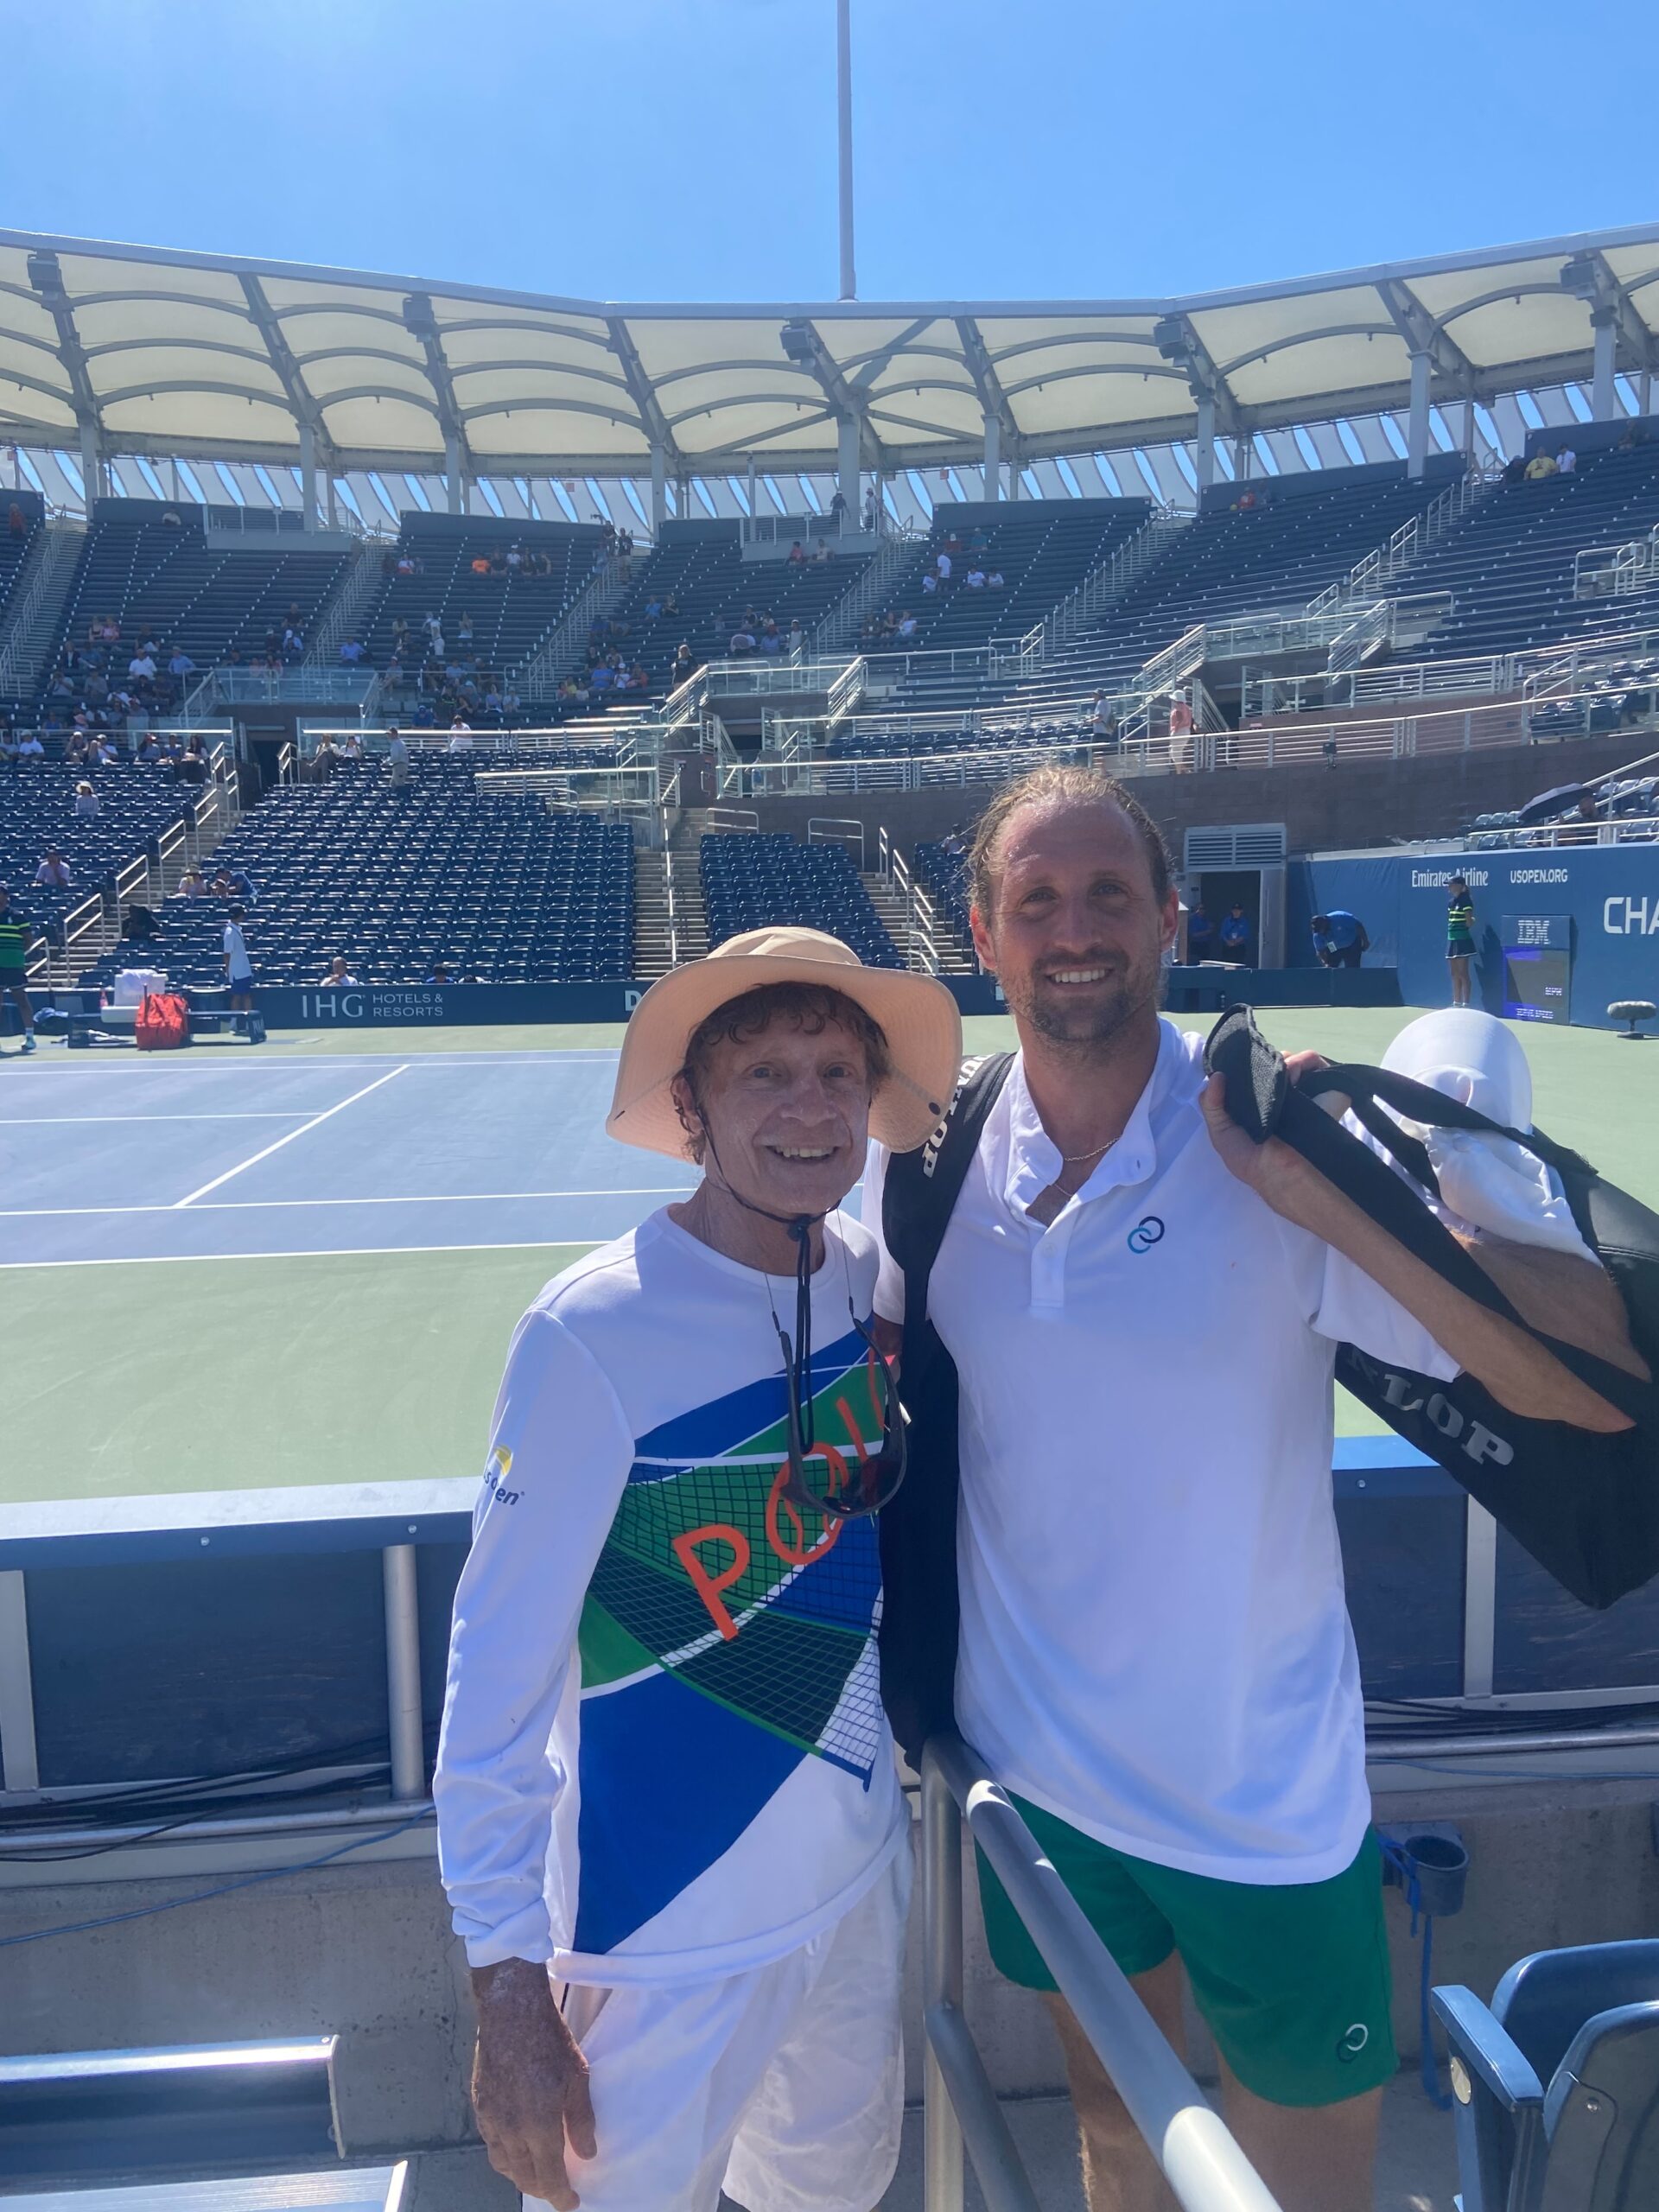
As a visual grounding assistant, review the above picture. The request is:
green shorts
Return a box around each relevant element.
[977,1799,1395,2107]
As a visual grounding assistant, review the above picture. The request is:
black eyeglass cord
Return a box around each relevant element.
[698,1135,868,1455]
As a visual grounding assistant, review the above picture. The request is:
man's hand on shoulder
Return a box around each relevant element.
[470,1956,596,2209]
[1198,1052,1329,1201]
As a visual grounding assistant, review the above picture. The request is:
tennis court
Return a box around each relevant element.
[4,1007,1656,1510]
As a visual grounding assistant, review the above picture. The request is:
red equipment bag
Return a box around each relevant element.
[135,990,190,1051]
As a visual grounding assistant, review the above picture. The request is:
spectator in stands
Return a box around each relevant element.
[813,537,835,563]
[987,567,1005,589]
[340,637,367,666]
[448,719,475,752]
[386,727,410,788]
[1502,452,1527,486]
[672,641,696,685]
[34,849,72,890]
[501,685,521,724]
[168,646,197,683]
[180,865,207,898]
[175,741,209,787]
[309,736,340,784]
[483,683,505,721]
[0,885,37,1052]
[472,554,492,578]
[73,779,99,821]
[965,565,987,591]
[7,501,25,540]
[1555,445,1577,475]
[282,622,305,662]
[425,960,450,985]
[1311,910,1369,969]
[1185,899,1214,960]
[1219,901,1251,963]
[896,610,918,639]
[423,611,443,648]
[1089,692,1118,746]
[321,956,359,986]
[936,549,952,583]
[864,485,880,532]
[385,651,405,690]
[1446,875,1476,1006]
[128,646,157,683]
[759,620,783,657]
[920,568,939,598]
[1524,450,1557,481]
[137,734,162,764]
[1167,691,1195,772]
[729,621,757,657]
[663,589,681,619]
[226,865,257,904]
[829,488,848,528]
[222,903,255,1029]
[629,659,649,691]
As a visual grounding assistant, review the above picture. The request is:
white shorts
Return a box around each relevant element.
[531,1846,911,2212]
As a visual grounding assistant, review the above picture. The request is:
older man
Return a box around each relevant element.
[435,928,960,2212]
[867,766,1630,2212]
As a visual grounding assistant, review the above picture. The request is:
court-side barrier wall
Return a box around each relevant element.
[1288,843,1659,1030]
[8,1452,1659,2130]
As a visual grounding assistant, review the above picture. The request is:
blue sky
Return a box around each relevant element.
[3,0,1655,304]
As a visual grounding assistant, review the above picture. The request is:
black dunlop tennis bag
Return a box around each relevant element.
[878,1052,1014,1764]
[1205,1005,1659,1608]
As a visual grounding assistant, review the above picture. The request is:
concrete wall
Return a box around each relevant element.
[747,730,1648,868]
[5,1777,1657,2163]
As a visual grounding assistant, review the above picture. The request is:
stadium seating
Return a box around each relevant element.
[700,830,901,966]
[36,501,350,714]
[858,502,1151,716]
[548,524,874,715]
[912,839,972,946]
[1005,465,1457,712]
[356,515,607,694]
[0,756,197,948]
[75,756,634,989]
[1395,443,1659,663]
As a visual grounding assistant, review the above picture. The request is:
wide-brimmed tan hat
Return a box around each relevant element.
[607,926,963,1160]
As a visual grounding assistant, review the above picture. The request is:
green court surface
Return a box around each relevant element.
[5,1007,1655,1507]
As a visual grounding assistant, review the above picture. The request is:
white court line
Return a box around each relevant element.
[0,1187,689,1219]
[0,1113,313,1126]
[0,1240,592,1270]
[172,1065,410,1209]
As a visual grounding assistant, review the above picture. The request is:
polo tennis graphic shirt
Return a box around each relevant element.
[434,1210,906,1986]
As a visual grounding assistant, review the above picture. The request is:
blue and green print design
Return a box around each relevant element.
[571,1328,887,1955]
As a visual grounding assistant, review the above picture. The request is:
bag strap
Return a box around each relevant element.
[883,1052,1015,1369]
[1205,1007,1657,1429]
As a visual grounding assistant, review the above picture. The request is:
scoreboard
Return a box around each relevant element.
[1500,913,1573,1025]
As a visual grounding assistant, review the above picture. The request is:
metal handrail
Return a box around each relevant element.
[923,1734,1281,2212]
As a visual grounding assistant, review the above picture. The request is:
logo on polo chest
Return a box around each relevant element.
[1127,1216,1166,1254]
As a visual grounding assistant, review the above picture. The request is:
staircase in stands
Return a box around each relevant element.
[0,523,86,702]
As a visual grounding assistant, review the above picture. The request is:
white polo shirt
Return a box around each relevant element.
[864,1020,1458,1885]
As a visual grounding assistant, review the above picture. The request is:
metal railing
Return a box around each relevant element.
[811,518,927,655]
[876,824,943,975]
[1305,465,1494,620]
[1043,509,1189,652]
[516,552,631,694]
[0,522,83,696]
[1573,524,1659,600]
[923,1733,1281,2212]
[302,540,382,670]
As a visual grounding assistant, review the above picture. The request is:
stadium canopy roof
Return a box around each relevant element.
[1,223,1656,481]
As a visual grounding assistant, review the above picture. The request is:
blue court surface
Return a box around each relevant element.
[0,1048,696,1268]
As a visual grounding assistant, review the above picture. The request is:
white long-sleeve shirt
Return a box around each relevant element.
[434,1209,906,1985]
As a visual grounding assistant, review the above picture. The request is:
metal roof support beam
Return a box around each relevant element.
[1152,315,1243,496]
[402,293,472,513]
[779,320,884,489]
[1560,251,1655,421]
[1376,279,1478,474]
[26,250,103,499]
[954,318,1016,500]
[649,440,667,536]
[241,275,335,527]
[606,319,682,486]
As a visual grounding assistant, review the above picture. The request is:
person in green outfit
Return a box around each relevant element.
[1446,875,1476,1007]
[0,883,38,1052]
